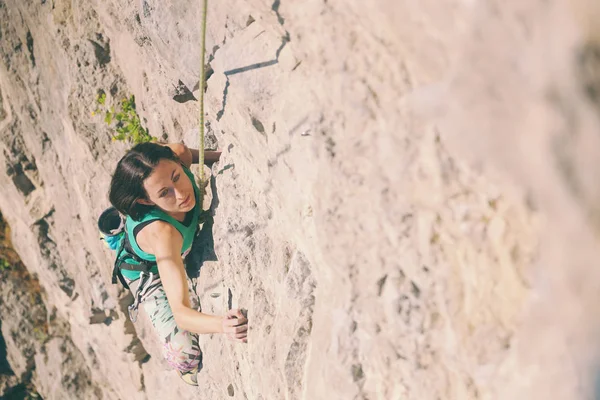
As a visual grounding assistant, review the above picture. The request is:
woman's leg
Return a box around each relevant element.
[141,278,202,373]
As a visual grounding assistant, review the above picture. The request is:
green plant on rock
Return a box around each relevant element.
[0,258,10,271]
[94,91,156,144]
[32,325,50,344]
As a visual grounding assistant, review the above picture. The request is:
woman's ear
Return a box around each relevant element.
[137,198,154,206]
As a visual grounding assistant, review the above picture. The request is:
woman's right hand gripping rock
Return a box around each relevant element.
[221,309,248,343]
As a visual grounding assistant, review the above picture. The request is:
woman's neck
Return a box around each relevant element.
[166,210,187,222]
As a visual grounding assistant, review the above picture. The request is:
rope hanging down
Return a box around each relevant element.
[198,0,208,187]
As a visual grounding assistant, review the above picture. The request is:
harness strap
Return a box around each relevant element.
[119,261,154,272]
[111,230,157,288]
[111,236,127,286]
[127,271,155,322]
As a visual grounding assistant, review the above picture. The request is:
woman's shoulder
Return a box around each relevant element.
[136,220,182,255]
[139,219,179,240]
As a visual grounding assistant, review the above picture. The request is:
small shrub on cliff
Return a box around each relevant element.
[93,91,156,144]
[32,325,50,344]
[0,258,10,271]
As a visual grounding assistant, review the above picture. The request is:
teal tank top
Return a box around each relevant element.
[120,165,200,281]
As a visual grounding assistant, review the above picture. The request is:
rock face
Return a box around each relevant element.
[0,0,600,399]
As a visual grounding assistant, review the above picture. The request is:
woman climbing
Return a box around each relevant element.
[106,142,248,386]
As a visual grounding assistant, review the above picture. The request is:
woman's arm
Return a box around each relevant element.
[164,143,194,168]
[163,143,221,168]
[148,221,248,340]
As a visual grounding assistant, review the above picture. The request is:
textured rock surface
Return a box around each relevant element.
[0,0,599,399]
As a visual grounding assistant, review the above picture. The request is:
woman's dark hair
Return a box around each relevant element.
[109,143,181,220]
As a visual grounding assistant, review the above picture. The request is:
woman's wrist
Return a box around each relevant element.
[216,315,226,333]
[189,148,200,164]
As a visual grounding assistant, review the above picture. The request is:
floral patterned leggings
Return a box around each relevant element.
[125,273,202,373]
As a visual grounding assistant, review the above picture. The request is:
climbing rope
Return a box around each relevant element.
[198,0,208,188]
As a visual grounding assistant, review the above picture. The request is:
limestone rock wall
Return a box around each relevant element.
[0,0,599,399]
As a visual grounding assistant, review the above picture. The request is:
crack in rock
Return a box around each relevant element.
[272,0,285,25]
[216,77,230,121]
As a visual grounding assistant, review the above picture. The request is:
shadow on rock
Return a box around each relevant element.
[185,174,221,279]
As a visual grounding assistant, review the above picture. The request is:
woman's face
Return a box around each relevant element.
[138,159,196,214]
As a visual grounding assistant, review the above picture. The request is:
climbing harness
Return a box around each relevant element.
[98,206,158,319]
[127,271,155,322]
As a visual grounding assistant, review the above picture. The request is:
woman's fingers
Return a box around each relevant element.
[226,330,248,340]
[226,331,247,339]
[226,308,245,319]
[224,323,248,334]
[226,335,247,343]
[222,316,248,327]
[222,309,249,343]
